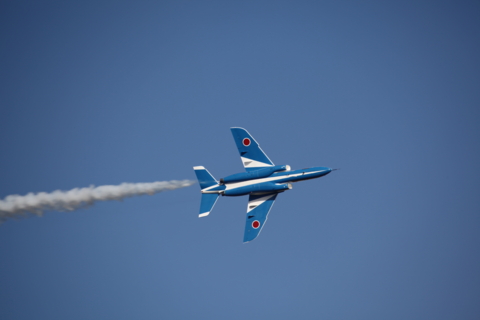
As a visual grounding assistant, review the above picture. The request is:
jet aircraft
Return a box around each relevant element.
[194,127,333,243]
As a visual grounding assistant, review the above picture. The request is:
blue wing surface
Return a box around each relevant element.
[243,193,278,243]
[231,127,274,172]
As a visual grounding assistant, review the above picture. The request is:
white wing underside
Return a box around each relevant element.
[241,156,274,170]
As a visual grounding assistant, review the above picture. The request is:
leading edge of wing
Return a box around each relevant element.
[243,193,278,243]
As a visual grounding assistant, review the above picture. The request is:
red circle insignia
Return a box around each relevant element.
[252,220,260,229]
[243,138,251,146]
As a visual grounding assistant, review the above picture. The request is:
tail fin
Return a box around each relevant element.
[193,166,218,190]
[199,193,219,217]
[193,166,219,217]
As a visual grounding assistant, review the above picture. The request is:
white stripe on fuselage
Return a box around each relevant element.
[202,170,325,192]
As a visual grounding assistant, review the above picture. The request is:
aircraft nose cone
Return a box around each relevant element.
[326,167,332,174]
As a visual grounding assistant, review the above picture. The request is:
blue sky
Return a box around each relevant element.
[1,1,480,319]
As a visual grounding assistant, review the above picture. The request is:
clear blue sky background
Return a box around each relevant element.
[1,1,479,319]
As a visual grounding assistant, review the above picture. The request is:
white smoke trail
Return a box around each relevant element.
[0,180,195,222]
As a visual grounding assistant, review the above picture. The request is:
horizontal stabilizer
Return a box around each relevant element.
[199,193,219,218]
[193,166,217,190]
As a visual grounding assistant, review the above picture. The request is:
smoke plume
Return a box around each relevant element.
[0,180,195,222]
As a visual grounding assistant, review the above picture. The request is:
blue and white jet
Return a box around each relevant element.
[194,127,333,243]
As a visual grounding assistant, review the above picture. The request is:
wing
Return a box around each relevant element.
[243,193,278,243]
[231,127,274,172]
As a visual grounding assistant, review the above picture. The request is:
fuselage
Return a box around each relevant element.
[194,127,336,242]
[202,166,332,196]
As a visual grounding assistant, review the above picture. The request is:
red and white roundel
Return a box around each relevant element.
[242,138,251,146]
[252,220,260,229]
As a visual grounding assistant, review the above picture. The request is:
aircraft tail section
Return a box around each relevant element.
[199,193,219,217]
[194,166,220,217]
[193,166,217,190]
